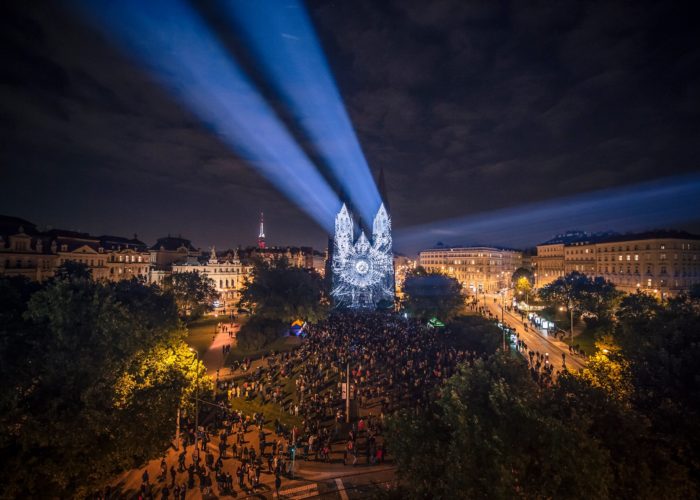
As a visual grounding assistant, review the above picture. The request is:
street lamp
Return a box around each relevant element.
[189,347,201,456]
[559,300,574,342]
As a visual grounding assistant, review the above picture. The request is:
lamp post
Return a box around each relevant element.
[501,289,506,350]
[559,299,574,342]
[189,347,201,455]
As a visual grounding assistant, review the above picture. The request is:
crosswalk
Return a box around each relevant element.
[276,482,319,499]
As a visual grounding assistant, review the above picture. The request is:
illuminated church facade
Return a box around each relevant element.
[331,203,394,309]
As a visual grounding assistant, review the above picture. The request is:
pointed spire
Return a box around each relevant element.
[377,167,390,213]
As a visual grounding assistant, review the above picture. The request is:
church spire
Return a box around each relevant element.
[377,167,390,212]
[258,212,266,249]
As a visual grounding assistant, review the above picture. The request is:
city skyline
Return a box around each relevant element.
[2,1,700,253]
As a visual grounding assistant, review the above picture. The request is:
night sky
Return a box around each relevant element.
[2,1,699,254]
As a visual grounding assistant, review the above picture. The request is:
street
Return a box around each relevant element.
[481,294,586,373]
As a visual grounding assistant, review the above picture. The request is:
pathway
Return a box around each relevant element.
[202,322,240,376]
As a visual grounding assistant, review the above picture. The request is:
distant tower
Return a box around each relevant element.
[258,212,266,249]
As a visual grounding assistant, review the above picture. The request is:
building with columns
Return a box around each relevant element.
[172,247,250,315]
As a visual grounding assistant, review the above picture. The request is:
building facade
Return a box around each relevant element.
[149,236,200,271]
[534,230,700,297]
[100,235,151,282]
[0,216,57,281]
[419,246,523,293]
[533,231,594,288]
[172,247,250,315]
[594,232,700,297]
[0,215,152,282]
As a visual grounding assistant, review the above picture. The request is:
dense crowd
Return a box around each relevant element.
[220,312,487,471]
[120,311,512,498]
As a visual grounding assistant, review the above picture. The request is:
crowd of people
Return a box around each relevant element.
[117,310,530,498]
[128,408,293,499]
[220,312,490,473]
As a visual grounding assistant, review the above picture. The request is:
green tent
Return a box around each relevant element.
[427,317,445,328]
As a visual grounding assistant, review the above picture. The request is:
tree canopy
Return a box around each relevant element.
[539,272,621,329]
[0,275,207,497]
[388,291,700,499]
[238,257,327,324]
[402,267,464,320]
[160,270,218,320]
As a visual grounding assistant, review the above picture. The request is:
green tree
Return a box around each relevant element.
[539,272,621,331]
[239,257,327,323]
[0,275,208,497]
[612,293,700,493]
[511,267,533,286]
[53,260,92,280]
[388,355,611,499]
[402,268,464,320]
[514,275,533,303]
[161,271,218,320]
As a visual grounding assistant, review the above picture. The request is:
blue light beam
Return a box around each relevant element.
[395,174,700,252]
[217,0,382,224]
[74,0,341,232]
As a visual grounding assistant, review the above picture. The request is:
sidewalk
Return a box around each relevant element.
[202,323,239,376]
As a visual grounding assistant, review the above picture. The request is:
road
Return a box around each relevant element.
[481,294,586,373]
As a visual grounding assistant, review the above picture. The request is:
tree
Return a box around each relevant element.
[514,275,532,303]
[387,355,611,499]
[238,257,328,324]
[445,315,501,356]
[539,272,621,331]
[612,293,700,493]
[161,271,218,320]
[511,267,533,286]
[0,275,208,497]
[402,268,464,320]
[53,260,92,280]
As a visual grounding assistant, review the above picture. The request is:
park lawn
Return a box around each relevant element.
[564,328,598,356]
[185,316,220,356]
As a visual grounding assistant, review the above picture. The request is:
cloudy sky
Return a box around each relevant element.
[1,1,699,253]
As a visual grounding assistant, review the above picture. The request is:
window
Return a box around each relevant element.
[634,254,639,261]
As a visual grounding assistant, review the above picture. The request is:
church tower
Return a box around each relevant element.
[257,212,266,249]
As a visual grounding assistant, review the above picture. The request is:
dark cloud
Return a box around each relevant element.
[1,0,699,253]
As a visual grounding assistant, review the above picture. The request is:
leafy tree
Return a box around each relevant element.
[511,267,533,285]
[613,293,700,492]
[539,272,621,331]
[578,336,632,401]
[53,260,92,280]
[445,315,501,356]
[0,275,208,497]
[402,267,464,320]
[388,355,611,499]
[236,316,286,351]
[239,257,327,324]
[514,275,533,302]
[161,271,218,320]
